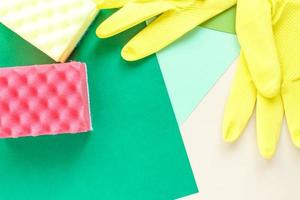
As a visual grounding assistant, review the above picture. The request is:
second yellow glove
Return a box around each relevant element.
[223,0,300,159]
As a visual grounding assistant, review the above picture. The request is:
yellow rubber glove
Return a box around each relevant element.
[236,0,287,98]
[223,0,300,159]
[94,0,236,61]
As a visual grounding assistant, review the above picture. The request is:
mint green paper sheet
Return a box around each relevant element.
[0,11,197,200]
[156,27,240,125]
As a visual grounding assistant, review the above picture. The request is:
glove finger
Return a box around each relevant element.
[223,54,257,142]
[282,82,300,148]
[121,0,236,61]
[256,94,283,159]
[236,0,281,98]
[94,0,128,9]
[96,1,174,38]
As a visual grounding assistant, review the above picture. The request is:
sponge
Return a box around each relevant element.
[0,0,98,62]
[0,62,92,138]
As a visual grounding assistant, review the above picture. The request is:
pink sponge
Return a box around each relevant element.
[0,62,92,138]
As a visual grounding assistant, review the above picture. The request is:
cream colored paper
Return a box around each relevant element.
[180,60,300,200]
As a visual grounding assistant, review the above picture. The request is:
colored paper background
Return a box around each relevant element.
[157,27,239,124]
[0,11,197,200]
[201,6,236,34]
[179,60,300,200]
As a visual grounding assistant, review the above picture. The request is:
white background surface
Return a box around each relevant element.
[179,60,300,200]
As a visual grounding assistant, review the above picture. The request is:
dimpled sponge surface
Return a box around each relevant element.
[0,62,92,138]
[0,0,98,62]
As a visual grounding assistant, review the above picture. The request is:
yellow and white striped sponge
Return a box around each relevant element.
[0,0,98,62]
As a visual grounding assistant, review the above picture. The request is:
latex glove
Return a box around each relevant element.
[236,0,287,98]
[223,0,300,159]
[94,0,236,61]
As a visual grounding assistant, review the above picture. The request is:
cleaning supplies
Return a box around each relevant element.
[235,0,287,98]
[95,0,236,61]
[0,62,92,137]
[0,0,98,62]
[223,0,300,159]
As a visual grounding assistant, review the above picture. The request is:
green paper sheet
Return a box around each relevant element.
[201,6,236,34]
[157,27,240,125]
[0,11,197,200]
